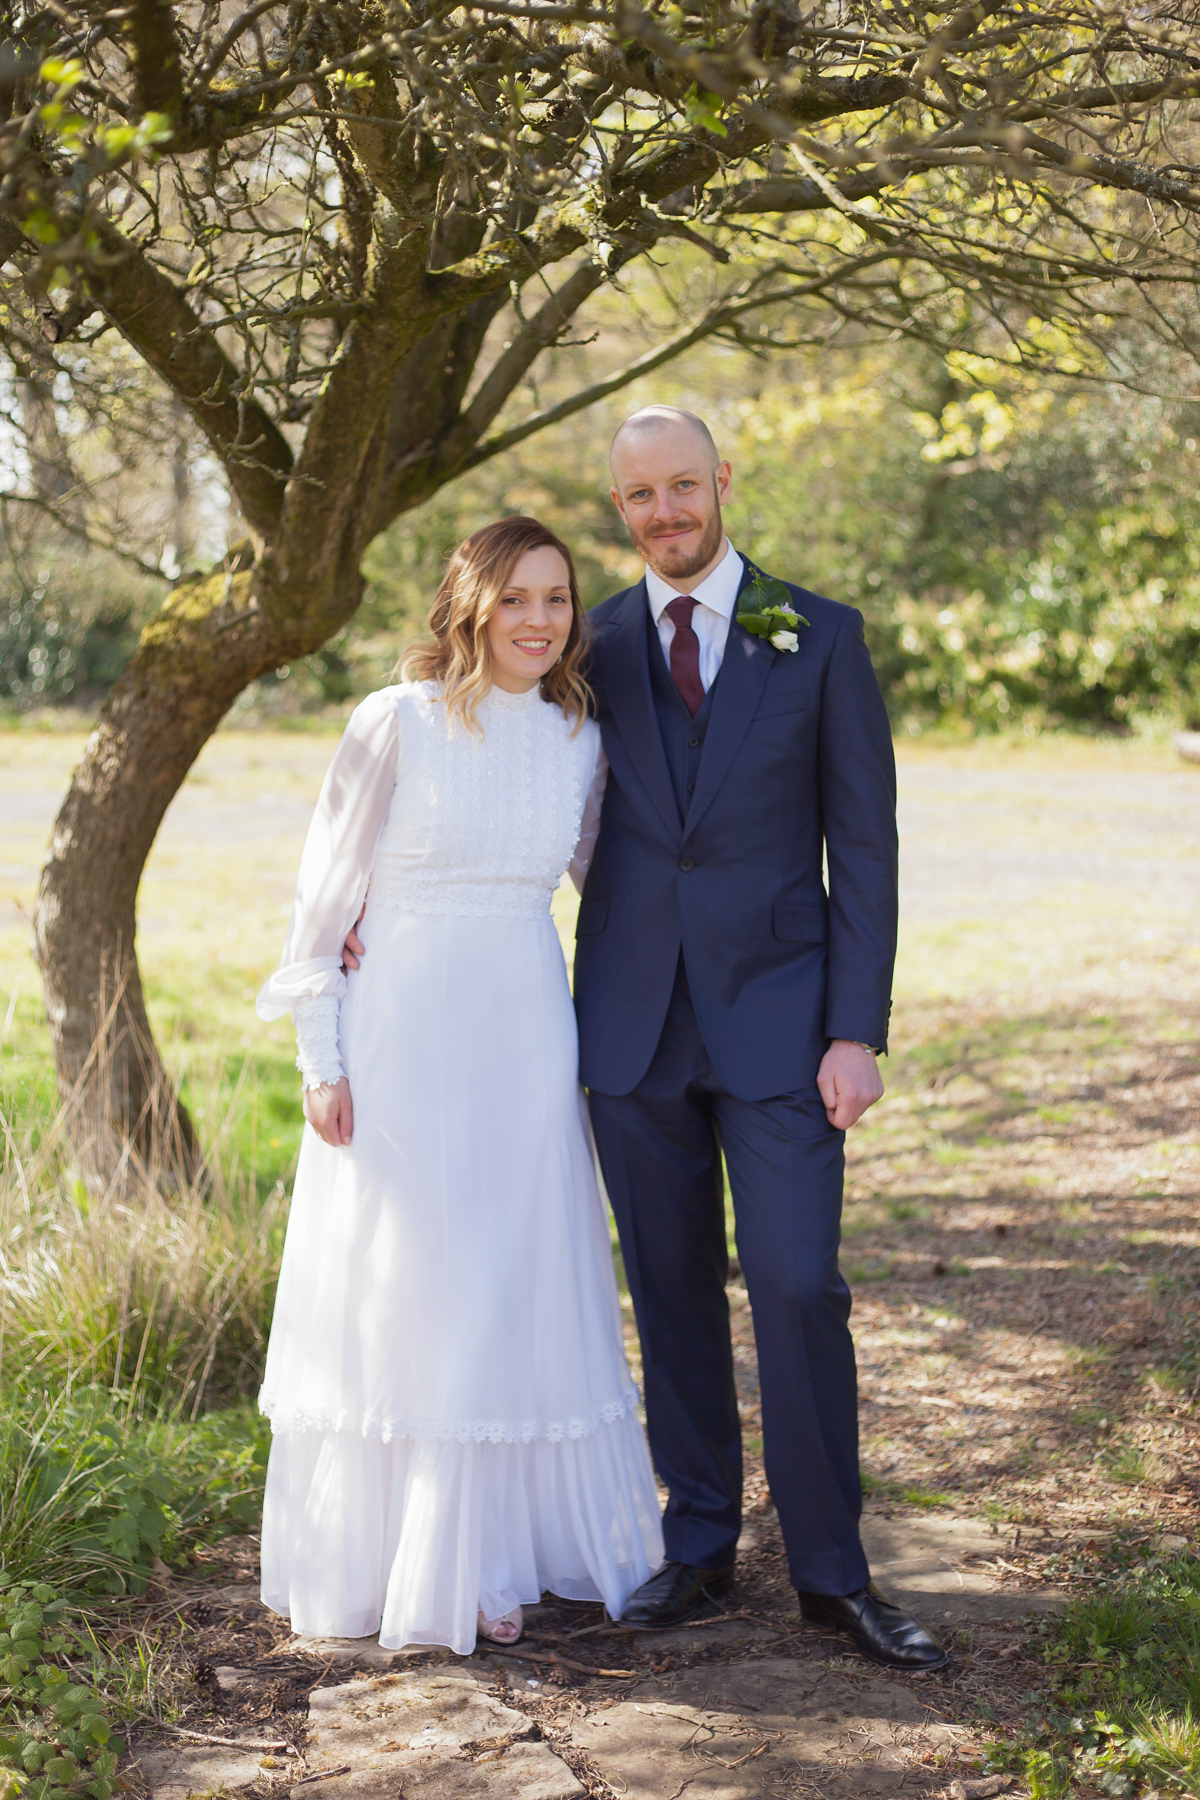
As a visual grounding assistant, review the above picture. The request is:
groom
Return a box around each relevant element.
[575,405,946,1670]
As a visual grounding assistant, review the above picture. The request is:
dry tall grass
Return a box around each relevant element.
[0,1020,286,1416]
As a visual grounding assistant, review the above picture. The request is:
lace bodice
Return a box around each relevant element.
[370,681,596,918]
[256,681,606,1081]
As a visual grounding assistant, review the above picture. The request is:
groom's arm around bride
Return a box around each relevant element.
[575,404,947,1672]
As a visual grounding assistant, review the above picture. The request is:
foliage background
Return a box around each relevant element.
[5,281,1200,735]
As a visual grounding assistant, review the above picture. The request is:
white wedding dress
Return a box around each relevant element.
[256,680,662,1654]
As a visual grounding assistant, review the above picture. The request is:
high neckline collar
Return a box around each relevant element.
[485,681,546,711]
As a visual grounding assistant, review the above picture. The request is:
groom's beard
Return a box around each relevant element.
[632,497,724,584]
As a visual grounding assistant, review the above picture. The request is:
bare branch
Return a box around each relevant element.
[86,221,293,539]
[459,253,906,473]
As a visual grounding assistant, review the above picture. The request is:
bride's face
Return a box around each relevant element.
[484,546,574,693]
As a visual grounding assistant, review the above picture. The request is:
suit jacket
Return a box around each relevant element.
[573,556,898,1100]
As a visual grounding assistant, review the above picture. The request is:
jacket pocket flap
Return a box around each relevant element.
[753,694,814,720]
[772,901,827,943]
[576,897,610,937]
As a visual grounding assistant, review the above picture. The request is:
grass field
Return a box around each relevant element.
[1,723,1198,1796]
[5,726,1195,1183]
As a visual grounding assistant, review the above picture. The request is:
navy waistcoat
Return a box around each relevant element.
[645,606,719,820]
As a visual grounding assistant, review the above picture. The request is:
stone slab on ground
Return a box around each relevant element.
[129,1737,294,1799]
[304,1670,583,1799]
[861,1510,1065,1623]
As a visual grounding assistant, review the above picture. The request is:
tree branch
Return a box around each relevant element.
[86,221,293,540]
[365,258,610,534]
[126,0,185,125]
[422,74,915,307]
[721,167,910,215]
[2,488,165,578]
[457,260,607,447]
[455,254,904,476]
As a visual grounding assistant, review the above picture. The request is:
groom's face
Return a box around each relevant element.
[610,424,733,586]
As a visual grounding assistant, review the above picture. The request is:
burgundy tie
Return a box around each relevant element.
[664,594,704,717]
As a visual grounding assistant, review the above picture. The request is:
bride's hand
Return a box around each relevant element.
[303,1077,354,1146]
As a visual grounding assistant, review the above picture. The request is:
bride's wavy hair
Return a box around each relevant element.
[401,517,592,733]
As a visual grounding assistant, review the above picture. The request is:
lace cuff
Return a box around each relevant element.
[293,994,345,1089]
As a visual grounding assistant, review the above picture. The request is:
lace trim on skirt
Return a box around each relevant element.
[259,1386,641,1445]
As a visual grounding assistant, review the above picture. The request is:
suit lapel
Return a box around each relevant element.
[682,560,774,841]
[600,581,680,836]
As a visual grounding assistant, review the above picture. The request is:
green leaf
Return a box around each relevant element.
[741,568,798,614]
[735,566,810,646]
[21,212,59,247]
[138,112,175,147]
[39,57,84,92]
[683,84,727,138]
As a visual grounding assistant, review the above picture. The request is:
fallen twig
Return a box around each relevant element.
[706,1739,772,1769]
[151,1724,295,1753]
[295,1765,352,1785]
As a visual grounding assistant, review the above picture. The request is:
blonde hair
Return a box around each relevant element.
[402,517,591,732]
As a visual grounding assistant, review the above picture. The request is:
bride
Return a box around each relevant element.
[256,516,663,1654]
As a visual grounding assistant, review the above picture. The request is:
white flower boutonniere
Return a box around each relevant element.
[736,564,810,653]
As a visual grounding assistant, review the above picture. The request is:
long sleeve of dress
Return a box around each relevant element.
[569,739,608,894]
[256,690,401,1079]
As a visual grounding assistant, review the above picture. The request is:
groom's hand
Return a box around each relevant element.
[342,903,366,971]
[818,1040,884,1130]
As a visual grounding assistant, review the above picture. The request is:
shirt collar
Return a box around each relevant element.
[645,539,743,624]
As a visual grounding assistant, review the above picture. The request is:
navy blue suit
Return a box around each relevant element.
[575,556,897,1594]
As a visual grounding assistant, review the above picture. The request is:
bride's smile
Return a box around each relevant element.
[484,544,574,692]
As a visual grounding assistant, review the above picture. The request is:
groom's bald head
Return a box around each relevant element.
[609,405,720,472]
[609,404,732,587]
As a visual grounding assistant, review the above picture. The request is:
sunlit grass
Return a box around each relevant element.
[985,1555,1200,1796]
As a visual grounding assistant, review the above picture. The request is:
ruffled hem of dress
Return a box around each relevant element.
[258,1386,642,1444]
[259,1408,663,1653]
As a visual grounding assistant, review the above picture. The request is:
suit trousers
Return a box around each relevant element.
[588,958,870,1596]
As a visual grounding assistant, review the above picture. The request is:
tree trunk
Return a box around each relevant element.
[32,559,361,1186]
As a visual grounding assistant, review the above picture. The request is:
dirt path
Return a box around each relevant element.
[109,735,1200,1800]
[127,1508,1059,1800]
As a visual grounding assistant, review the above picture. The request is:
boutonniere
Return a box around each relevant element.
[736,564,810,653]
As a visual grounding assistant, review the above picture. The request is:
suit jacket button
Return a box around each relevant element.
[688,735,700,747]
[679,858,694,871]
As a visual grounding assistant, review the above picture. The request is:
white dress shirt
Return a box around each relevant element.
[645,540,744,694]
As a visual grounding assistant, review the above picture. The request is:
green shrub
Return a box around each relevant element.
[0,549,164,711]
[0,1394,269,1597]
[0,1580,122,1800]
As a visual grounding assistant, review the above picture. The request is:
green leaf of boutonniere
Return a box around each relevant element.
[736,565,810,652]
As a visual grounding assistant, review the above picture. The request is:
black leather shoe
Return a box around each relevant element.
[797,1585,949,1671]
[620,1561,735,1629]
